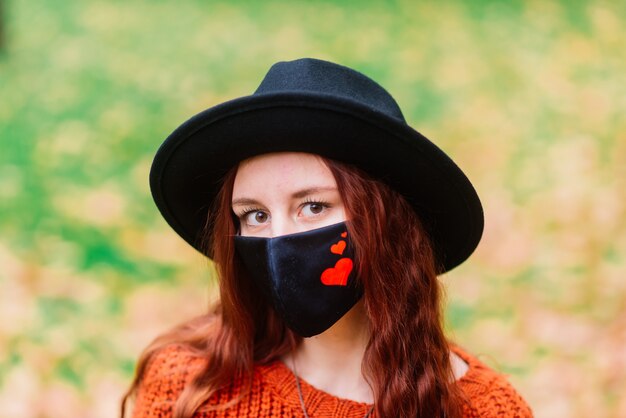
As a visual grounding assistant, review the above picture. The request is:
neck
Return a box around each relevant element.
[284,300,373,404]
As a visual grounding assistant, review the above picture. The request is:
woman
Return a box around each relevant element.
[123,58,533,417]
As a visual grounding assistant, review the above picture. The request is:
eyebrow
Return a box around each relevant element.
[231,186,338,207]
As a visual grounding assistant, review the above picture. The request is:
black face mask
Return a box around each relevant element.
[233,222,362,337]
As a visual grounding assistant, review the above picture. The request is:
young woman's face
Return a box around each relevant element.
[232,152,346,237]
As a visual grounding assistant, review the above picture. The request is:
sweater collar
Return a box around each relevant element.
[258,360,374,417]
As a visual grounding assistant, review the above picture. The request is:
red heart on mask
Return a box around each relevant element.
[320,258,353,286]
[330,240,346,255]
[341,232,347,238]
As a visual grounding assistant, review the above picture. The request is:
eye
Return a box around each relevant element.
[301,201,328,217]
[242,210,270,226]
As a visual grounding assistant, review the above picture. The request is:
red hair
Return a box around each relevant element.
[122,157,464,417]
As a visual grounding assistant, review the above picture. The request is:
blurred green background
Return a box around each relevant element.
[1,0,625,417]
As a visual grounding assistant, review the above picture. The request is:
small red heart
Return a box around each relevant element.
[320,258,353,286]
[330,240,346,255]
[341,232,347,238]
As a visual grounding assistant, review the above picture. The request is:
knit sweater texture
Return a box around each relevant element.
[132,345,533,417]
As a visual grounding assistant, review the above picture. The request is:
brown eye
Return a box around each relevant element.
[309,203,323,214]
[244,210,269,226]
[302,202,327,216]
[254,211,268,223]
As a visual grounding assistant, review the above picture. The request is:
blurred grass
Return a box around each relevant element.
[1,0,625,417]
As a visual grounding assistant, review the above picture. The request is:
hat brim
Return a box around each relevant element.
[150,92,484,273]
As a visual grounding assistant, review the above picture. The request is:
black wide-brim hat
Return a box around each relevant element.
[150,58,484,273]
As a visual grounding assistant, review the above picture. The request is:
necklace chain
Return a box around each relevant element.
[291,360,375,418]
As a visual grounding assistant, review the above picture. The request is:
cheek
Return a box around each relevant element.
[330,205,347,223]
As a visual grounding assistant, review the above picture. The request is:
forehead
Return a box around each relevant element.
[232,152,337,196]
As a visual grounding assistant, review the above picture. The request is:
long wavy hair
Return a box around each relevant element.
[122,157,464,417]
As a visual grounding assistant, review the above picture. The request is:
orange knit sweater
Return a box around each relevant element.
[132,345,533,417]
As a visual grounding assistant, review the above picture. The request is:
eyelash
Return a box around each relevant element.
[235,199,332,220]
[302,198,331,209]
[236,206,264,219]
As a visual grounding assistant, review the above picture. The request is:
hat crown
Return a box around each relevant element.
[254,58,406,122]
